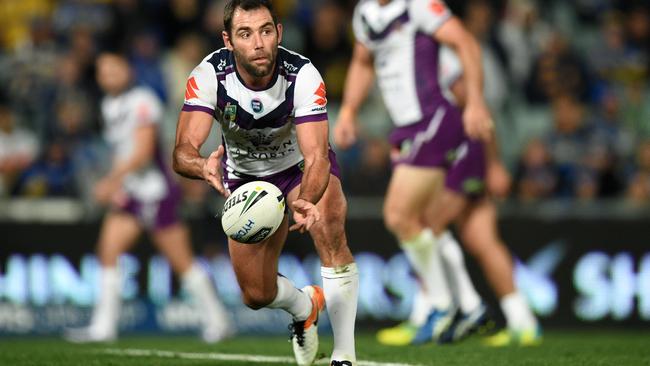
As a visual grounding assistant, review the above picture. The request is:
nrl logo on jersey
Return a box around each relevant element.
[224,102,237,122]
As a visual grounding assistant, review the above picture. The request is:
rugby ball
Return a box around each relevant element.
[221,181,286,243]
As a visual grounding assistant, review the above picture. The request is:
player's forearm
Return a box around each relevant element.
[455,34,484,107]
[107,157,150,182]
[172,143,206,180]
[485,130,500,164]
[340,55,375,116]
[298,154,330,204]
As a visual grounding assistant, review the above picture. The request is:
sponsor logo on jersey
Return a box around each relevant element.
[224,102,237,122]
[283,61,298,73]
[314,82,327,106]
[462,178,485,194]
[247,131,276,146]
[251,98,264,113]
[217,59,227,71]
[185,77,199,100]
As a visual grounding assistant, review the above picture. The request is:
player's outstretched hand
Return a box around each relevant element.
[463,101,494,142]
[289,199,321,233]
[333,108,358,150]
[203,145,229,197]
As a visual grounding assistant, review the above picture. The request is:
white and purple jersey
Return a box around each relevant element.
[353,0,452,127]
[182,47,329,178]
[439,45,463,104]
[101,86,178,204]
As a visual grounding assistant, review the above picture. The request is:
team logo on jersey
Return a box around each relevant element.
[224,102,237,122]
[185,77,199,100]
[314,82,327,106]
[251,98,264,113]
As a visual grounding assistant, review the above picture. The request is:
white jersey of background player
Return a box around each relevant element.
[102,87,170,203]
[65,53,231,344]
[380,44,540,346]
[336,0,497,346]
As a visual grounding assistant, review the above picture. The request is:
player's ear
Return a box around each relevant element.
[223,31,234,51]
[276,23,283,45]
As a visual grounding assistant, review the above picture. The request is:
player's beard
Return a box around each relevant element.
[235,46,277,79]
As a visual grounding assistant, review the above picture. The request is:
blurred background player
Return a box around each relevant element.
[172,1,358,365]
[375,45,541,347]
[335,0,494,344]
[64,52,232,343]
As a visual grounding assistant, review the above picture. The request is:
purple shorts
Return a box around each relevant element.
[223,149,341,198]
[120,185,182,231]
[445,140,486,198]
[389,104,465,169]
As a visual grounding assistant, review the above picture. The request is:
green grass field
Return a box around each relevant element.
[1,331,649,366]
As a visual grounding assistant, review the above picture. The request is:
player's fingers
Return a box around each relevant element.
[215,145,225,158]
[289,222,303,232]
[292,200,307,211]
[311,208,321,222]
[207,176,227,197]
[305,215,316,231]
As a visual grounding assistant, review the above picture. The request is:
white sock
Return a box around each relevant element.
[182,263,230,329]
[438,231,482,314]
[322,263,358,363]
[408,286,435,326]
[400,228,452,309]
[267,275,312,321]
[90,266,120,333]
[500,292,538,331]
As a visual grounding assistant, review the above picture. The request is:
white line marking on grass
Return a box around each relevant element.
[102,348,424,366]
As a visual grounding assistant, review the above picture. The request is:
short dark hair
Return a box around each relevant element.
[224,0,278,34]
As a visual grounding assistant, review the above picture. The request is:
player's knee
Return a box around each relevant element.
[383,206,413,237]
[241,288,275,310]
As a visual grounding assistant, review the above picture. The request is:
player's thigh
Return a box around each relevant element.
[97,212,142,254]
[228,215,289,290]
[287,174,347,229]
[423,189,468,235]
[384,165,445,221]
[151,222,194,274]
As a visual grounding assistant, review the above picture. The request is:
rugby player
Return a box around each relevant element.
[65,53,232,344]
[172,1,358,365]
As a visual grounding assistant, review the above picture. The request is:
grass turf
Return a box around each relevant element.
[1,330,649,366]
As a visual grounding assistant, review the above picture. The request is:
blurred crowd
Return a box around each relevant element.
[0,0,649,206]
